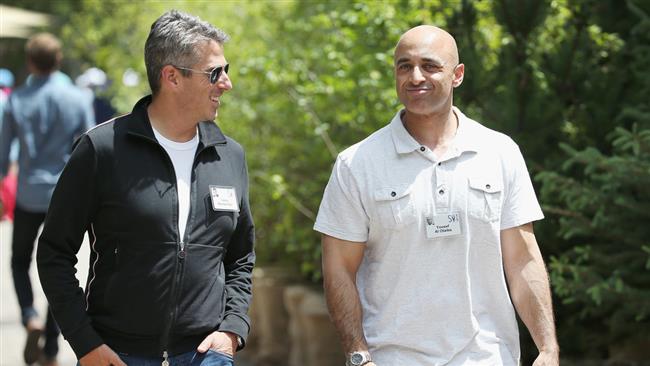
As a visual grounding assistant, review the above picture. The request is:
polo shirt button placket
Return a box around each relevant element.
[435,182,449,210]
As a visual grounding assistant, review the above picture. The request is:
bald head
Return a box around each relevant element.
[393,25,465,117]
[395,25,459,66]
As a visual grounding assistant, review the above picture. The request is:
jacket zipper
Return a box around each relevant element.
[157,142,184,364]
[124,115,231,363]
[160,240,185,365]
[162,350,169,366]
[159,142,202,364]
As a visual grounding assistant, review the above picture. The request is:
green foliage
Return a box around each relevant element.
[538,124,650,353]
[536,0,650,357]
[238,0,510,282]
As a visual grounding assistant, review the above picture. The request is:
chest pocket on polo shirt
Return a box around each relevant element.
[468,177,503,222]
[373,185,417,229]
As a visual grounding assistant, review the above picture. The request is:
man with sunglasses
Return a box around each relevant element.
[37,10,255,366]
[316,26,558,365]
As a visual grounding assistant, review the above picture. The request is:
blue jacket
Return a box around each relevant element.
[0,73,94,212]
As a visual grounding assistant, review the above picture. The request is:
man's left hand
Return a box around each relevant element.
[197,331,238,356]
[532,349,559,366]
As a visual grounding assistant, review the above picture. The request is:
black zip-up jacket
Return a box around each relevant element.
[37,96,255,359]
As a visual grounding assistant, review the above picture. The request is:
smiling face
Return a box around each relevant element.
[179,40,232,122]
[394,26,464,118]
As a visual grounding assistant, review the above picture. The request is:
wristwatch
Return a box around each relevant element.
[347,351,372,366]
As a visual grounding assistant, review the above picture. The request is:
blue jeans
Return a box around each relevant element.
[77,349,234,366]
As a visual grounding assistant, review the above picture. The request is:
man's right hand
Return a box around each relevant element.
[79,344,127,366]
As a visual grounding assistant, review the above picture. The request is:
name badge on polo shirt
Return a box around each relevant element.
[209,185,239,212]
[426,213,461,239]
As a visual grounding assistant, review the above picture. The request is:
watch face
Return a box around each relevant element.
[350,353,364,365]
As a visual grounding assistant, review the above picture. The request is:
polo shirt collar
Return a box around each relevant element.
[390,106,482,156]
[449,107,481,155]
[390,110,421,154]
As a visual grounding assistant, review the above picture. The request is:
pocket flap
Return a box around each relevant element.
[374,184,413,201]
[468,177,503,193]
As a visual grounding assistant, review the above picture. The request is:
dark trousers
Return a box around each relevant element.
[11,205,60,358]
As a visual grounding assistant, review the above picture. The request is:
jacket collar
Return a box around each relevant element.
[127,95,228,147]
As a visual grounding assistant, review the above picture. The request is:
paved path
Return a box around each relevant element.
[0,220,85,365]
[0,221,255,366]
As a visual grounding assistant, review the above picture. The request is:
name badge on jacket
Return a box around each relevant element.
[210,185,239,212]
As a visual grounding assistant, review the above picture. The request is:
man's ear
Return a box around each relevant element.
[452,63,465,88]
[160,65,181,90]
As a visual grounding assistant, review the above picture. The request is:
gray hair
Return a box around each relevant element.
[145,10,229,95]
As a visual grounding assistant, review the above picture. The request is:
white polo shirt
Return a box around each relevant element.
[314,107,544,365]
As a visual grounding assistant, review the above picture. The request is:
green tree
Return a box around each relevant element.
[239,0,505,280]
[538,124,650,358]
[537,0,650,359]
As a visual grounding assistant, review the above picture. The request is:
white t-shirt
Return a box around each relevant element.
[152,126,199,241]
[314,107,544,365]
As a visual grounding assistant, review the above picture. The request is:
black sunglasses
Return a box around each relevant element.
[174,63,229,84]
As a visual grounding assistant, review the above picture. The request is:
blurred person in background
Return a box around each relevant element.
[0,33,95,366]
[75,67,117,125]
[0,68,18,221]
[0,68,14,104]
[37,10,254,366]
[25,68,73,87]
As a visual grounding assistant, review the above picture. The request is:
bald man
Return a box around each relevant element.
[315,26,559,366]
